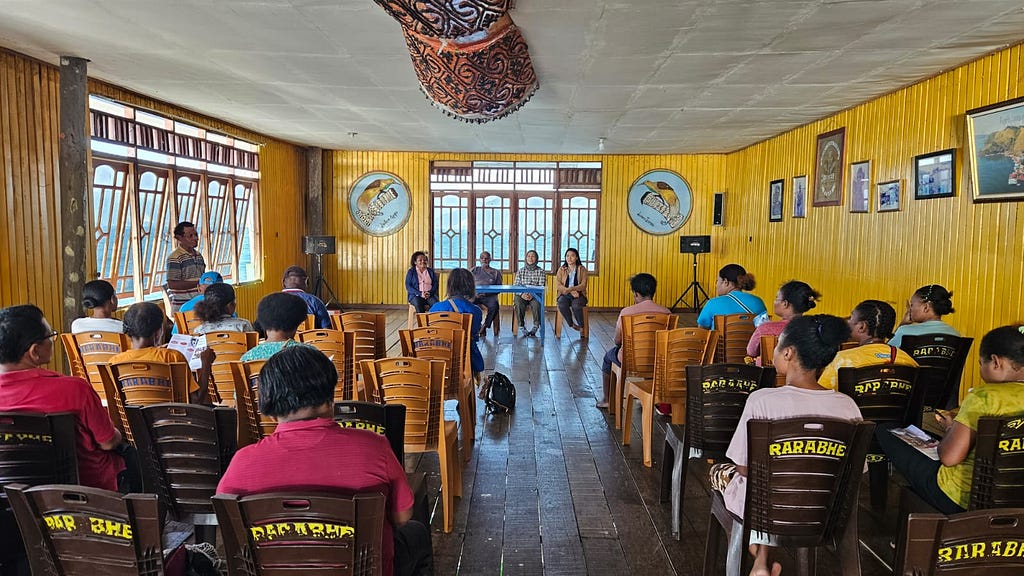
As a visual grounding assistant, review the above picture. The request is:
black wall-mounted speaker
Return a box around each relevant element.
[680,235,711,254]
[712,192,726,226]
[303,235,336,255]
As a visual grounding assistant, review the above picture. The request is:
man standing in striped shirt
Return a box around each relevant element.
[513,249,546,337]
[165,221,206,313]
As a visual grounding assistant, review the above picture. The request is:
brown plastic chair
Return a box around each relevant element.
[205,331,258,406]
[969,413,1024,510]
[363,357,461,533]
[611,313,678,429]
[335,312,388,398]
[126,403,237,544]
[837,364,921,508]
[704,417,875,576]
[899,333,974,411]
[59,333,88,381]
[213,491,385,576]
[173,309,202,335]
[416,311,474,383]
[298,329,357,401]
[400,326,475,460]
[623,327,717,467]
[553,307,590,339]
[4,483,164,576]
[73,331,129,399]
[759,335,787,387]
[99,360,191,443]
[713,313,756,364]
[230,359,274,447]
[660,364,769,539]
[897,508,1024,575]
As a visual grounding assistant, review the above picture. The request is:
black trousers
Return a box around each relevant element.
[394,520,433,576]
[875,422,964,514]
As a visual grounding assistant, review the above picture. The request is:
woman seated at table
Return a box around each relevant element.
[555,248,588,333]
[876,324,1024,514]
[888,284,960,348]
[817,299,917,390]
[191,283,254,335]
[696,263,767,329]
[746,280,819,364]
[405,251,439,313]
[713,315,862,576]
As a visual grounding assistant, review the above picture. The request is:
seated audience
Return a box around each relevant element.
[555,247,588,334]
[191,283,254,335]
[513,249,546,337]
[877,324,1024,514]
[696,264,767,329]
[240,292,311,362]
[109,302,214,404]
[818,299,917,390]
[405,251,438,314]
[471,251,502,336]
[746,280,819,363]
[0,304,125,491]
[172,271,223,335]
[429,268,483,378]
[281,265,331,329]
[71,279,123,334]
[217,346,433,576]
[598,273,669,409]
[888,283,960,348]
[714,315,861,576]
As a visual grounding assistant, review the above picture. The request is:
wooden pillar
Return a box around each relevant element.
[305,147,323,281]
[59,56,89,370]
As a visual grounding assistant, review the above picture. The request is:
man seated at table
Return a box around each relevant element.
[513,249,546,337]
[598,273,669,409]
[217,346,432,576]
[281,265,331,329]
[471,251,502,336]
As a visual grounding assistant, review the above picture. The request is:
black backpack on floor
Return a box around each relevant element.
[485,371,516,414]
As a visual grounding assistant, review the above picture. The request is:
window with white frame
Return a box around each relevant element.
[429,161,601,273]
[88,95,260,304]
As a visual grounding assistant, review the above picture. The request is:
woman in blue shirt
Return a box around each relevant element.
[696,263,767,329]
[429,268,484,376]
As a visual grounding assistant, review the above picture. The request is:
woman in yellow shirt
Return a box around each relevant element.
[817,299,917,390]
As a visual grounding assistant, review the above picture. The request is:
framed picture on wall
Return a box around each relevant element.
[813,127,846,206]
[914,149,956,199]
[792,175,807,218]
[849,160,871,213]
[769,179,784,222]
[877,179,902,212]
[966,96,1024,202]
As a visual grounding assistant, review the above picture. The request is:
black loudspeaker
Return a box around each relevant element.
[303,235,336,255]
[680,235,711,254]
[712,192,726,226]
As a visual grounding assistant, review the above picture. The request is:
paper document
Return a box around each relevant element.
[166,333,208,371]
[890,424,940,461]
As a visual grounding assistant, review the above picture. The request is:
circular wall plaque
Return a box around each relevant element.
[626,169,693,235]
[348,171,412,236]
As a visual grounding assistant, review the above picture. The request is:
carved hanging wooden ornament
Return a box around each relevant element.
[373,0,538,123]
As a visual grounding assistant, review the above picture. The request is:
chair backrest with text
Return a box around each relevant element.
[205,330,259,406]
[899,333,974,410]
[107,360,190,407]
[417,311,473,380]
[837,364,922,434]
[400,327,462,399]
[653,327,717,406]
[213,491,385,576]
[0,413,79,492]
[5,483,164,576]
[969,413,1024,510]
[298,329,357,401]
[899,508,1024,575]
[74,331,129,398]
[333,402,406,463]
[685,364,768,459]
[713,313,755,363]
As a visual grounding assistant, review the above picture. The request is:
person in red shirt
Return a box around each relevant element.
[217,345,432,576]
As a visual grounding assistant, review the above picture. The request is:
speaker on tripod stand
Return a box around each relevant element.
[670,235,711,313]
[303,235,340,306]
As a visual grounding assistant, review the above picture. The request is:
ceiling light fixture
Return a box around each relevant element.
[598,138,606,152]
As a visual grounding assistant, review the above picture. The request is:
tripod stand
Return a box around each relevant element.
[310,253,340,306]
[670,252,710,312]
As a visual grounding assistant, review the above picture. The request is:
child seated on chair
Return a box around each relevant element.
[876,324,1024,514]
[108,302,215,405]
[711,315,862,576]
[71,280,123,334]
[240,292,314,362]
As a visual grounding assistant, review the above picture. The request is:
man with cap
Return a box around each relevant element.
[282,265,331,329]
[171,271,223,334]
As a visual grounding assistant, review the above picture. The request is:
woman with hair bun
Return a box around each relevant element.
[695,264,767,330]
[746,280,820,363]
[817,299,917,390]
[71,279,123,334]
[887,284,960,348]
[713,315,862,576]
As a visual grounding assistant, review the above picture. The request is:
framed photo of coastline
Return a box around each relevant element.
[965,97,1024,202]
[792,175,807,218]
[914,149,956,200]
[813,127,845,207]
[769,179,784,222]
[849,160,871,213]
[877,179,902,212]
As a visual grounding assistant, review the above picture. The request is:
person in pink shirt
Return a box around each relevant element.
[405,251,438,313]
[746,280,820,364]
[597,273,670,408]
